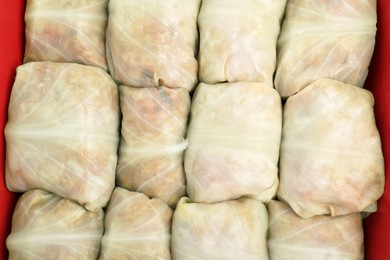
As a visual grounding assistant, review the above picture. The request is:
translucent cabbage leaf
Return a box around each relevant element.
[6,189,104,260]
[171,197,269,260]
[5,62,120,211]
[184,82,282,203]
[268,200,364,260]
[106,0,200,91]
[99,187,172,260]
[275,0,377,98]
[198,0,287,86]
[116,86,190,207]
[277,78,385,218]
[24,0,109,70]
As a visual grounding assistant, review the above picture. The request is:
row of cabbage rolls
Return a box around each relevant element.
[5,0,384,259]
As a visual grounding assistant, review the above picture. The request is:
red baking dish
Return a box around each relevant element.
[0,1,25,259]
[1,0,389,259]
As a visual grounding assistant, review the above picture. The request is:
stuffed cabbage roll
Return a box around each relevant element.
[99,188,172,260]
[198,0,287,86]
[6,189,104,260]
[5,62,120,211]
[171,197,269,260]
[275,0,377,98]
[184,82,282,203]
[116,86,190,207]
[268,200,364,260]
[24,0,108,70]
[106,0,200,91]
[278,78,384,218]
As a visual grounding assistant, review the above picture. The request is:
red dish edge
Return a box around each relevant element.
[0,0,25,258]
[362,0,390,259]
[0,0,389,259]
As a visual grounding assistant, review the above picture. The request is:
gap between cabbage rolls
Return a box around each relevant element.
[184,82,282,203]
[5,62,120,211]
[6,189,104,260]
[198,0,287,86]
[277,78,384,218]
[268,200,364,260]
[106,0,200,91]
[171,197,269,260]
[99,187,172,260]
[275,0,377,98]
[24,0,109,70]
[116,86,190,207]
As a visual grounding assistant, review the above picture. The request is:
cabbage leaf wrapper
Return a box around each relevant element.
[171,197,269,260]
[24,0,109,70]
[197,0,287,86]
[6,189,104,260]
[275,0,377,98]
[184,82,282,203]
[99,187,172,260]
[116,86,190,207]
[268,200,364,260]
[106,0,200,91]
[277,78,384,218]
[5,62,120,211]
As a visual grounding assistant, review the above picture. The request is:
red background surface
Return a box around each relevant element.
[0,0,389,259]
